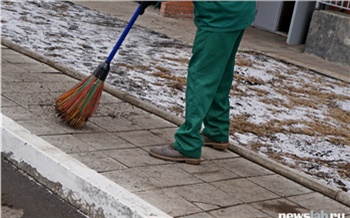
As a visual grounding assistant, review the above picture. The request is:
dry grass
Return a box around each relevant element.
[235,74,265,86]
[328,106,350,124]
[230,115,350,144]
[236,58,253,67]
[152,72,187,85]
[170,105,184,114]
[230,84,246,97]
[116,63,152,72]
[338,163,350,178]
[274,72,288,80]
[260,98,291,109]
[327,137,350,146]
[248,87,269,97]
[151,82,162,86]
[161,56,189,64]
[288,96,318,109]
[155,66,171,74]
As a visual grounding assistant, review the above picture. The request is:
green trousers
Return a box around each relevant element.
[173,29,245,158]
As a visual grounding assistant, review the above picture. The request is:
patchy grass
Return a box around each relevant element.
[328,106,350,124]
[236,58,253,67]
[235,74,265,86]
[116,63,152,72]
[338,163,350,178]
[170,105,184,114]
[261,98,291,109]
[231,115,350,143]
[155,66,171,74]
[248,87,269,97]
[161,56,189,64]
[152,72,187,86]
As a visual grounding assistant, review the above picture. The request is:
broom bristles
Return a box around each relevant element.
[55,75,104,129]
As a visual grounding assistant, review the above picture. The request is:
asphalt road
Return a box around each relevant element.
[1,158,87,218]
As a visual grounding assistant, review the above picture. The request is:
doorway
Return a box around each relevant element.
[253,1,295,34]
[278,2,296,33]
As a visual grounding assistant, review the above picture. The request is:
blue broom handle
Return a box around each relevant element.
[106,4,142,63]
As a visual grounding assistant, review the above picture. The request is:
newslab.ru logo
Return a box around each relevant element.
[278,210,345,218]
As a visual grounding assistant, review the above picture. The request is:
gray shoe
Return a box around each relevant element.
[202,135,229,150]
[149,145,201,165]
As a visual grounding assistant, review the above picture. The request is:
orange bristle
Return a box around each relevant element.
[55,75,104,129]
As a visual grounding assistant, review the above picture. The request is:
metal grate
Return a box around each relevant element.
[317,0,350,10]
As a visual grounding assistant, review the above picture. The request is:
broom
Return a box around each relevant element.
[56,4,142,129]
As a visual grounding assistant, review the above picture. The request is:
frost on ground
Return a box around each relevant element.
[2,0,350,192]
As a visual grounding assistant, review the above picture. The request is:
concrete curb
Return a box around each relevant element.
[2,39,350,208]
[1,114,171,218]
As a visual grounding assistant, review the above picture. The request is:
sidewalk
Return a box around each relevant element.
[2,43,350,218]
[2,1,350,218]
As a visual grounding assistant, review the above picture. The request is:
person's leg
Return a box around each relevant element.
[202,30,245,144]
[173,29,243,158]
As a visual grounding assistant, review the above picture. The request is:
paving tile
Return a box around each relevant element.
[25,104,58,120]
[98,92,123,104]
[248,174,313,197]
[70,151,126,172]
[54,118,106,135]
[211,178,280,203]
[2,91,59,106]
[287,192,350,214]
[16,119,68,135]
[201,146,239,160]
[94,102,147,117]
[180,212,214,218]
[208,204,272,218]
[1,62,27,74]
[20,104,104,133]
[102,169,162,192]
[89,116,140,132]
[1,49,42,64]
[41,135,95,154]
[135,165,203,187]
[118,130,171,147]
[179,161,241,182]
[2,81,39,93]
[149,127,177,142]
[213,158,274,177]
[127,114,177,129]
[168,183,242,211]
[2,71,68,82]
[104,148,165,167]
[250,198,309,217]
[135,189,202,217]
[1,96,18,107]
[2,80,77,93]
[11,62,59,73]
[73,132,134,150]
[1,106,39,120]
[2,79,74,95]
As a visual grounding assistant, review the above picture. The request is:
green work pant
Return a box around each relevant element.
[173,29,245,158]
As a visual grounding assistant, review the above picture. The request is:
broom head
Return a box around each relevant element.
[55,62,110,129]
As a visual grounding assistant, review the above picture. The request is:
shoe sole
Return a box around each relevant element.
[149,151,201,165]
[203,142,229,150]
